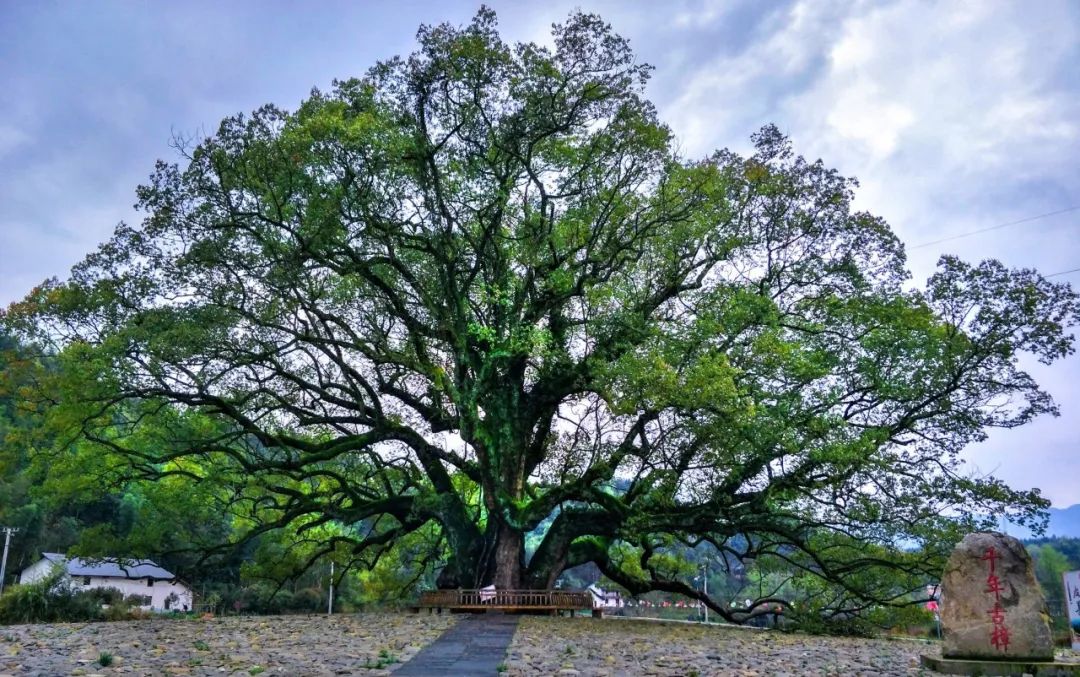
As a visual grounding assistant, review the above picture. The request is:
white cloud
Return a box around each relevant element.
[648,0,1080,504]
[823,82,914,160]
[669,0,733,30]
[781,0,1077,237]
[0,124,30,160]
[660,2,851,157]
[654,0,1079,243]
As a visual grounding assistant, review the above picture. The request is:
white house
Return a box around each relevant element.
[587,584,624,609]
[18,553,193,612]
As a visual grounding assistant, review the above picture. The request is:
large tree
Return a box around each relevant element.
[4,10,1078,621]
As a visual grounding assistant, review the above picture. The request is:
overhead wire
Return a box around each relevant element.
[1046,267,1080,278]
[909,205,1079,249]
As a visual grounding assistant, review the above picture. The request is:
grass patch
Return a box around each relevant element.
[98,651,113,667]
[363,649,399,669]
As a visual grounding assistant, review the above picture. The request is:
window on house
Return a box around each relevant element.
[83,577,91,586]
[147,578,154,588]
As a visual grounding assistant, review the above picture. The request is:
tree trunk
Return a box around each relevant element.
[435,515,528,589]
[523,515,571,590]
[492,521,524,589]
[433,494,487,589]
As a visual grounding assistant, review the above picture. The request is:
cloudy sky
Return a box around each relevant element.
[2,1,1078,506]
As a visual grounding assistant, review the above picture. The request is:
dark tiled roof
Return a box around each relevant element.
[41,552,176,580]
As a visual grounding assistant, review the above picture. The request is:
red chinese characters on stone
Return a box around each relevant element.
[988,602,1006,625]
[982,546,1009,651]
[990,619,1011,651]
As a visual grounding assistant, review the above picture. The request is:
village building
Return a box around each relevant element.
[587,583,624,609]
[18,552,193,612]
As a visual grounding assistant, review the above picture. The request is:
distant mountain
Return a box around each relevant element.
[1000,504,1080,540]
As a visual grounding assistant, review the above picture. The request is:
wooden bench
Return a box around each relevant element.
[414,589,602,617]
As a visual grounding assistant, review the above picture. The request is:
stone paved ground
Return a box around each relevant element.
[0,612,456,676]
[505,616,940,676]
[4,611,1076,676]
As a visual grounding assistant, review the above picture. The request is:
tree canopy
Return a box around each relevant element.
[4,9,1078,622]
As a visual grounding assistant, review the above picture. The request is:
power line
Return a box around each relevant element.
[909,206,1079,249]
[1046,267,1080,278]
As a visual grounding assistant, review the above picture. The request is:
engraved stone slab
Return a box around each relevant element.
[941,531,1053,660]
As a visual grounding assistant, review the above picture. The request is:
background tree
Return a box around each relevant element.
[4,9,1078,622]
[1028,541,1077,635]
[0,333,139,584]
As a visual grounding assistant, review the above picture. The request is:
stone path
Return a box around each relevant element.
[394,613,519,676]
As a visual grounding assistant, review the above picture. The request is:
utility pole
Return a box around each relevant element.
[327,561,334,615]
[702,563,708,624]
[0,527,19,596]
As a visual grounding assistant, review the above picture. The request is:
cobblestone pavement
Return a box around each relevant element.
[0,612,456,676]
[8,611,1077,676]
[504,616,941,676]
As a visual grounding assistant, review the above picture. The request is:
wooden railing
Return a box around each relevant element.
[418,589,593,610]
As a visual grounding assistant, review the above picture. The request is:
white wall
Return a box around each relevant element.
[76,576,194,611]
[16,559,56,585]
[18,559,193,611]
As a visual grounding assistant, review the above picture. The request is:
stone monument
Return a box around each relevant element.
[940,531,1053,660]
[922,531,1080,676]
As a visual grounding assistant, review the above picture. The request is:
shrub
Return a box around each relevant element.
[102,604,126,622]
[0,567,103,624]
[123,594,152,607]
[86,587,125,606]
[254,587,290,615]
[289,587,323,612]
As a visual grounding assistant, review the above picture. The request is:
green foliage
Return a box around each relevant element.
[1027,537,1080,569]
[2,9,1078,628]
[0,568,102,624]
[0,566,166,625]
[363,649,399,669]
[97,652,114,667]
[1032,544,1070,601]
[1028,540,1077,634]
